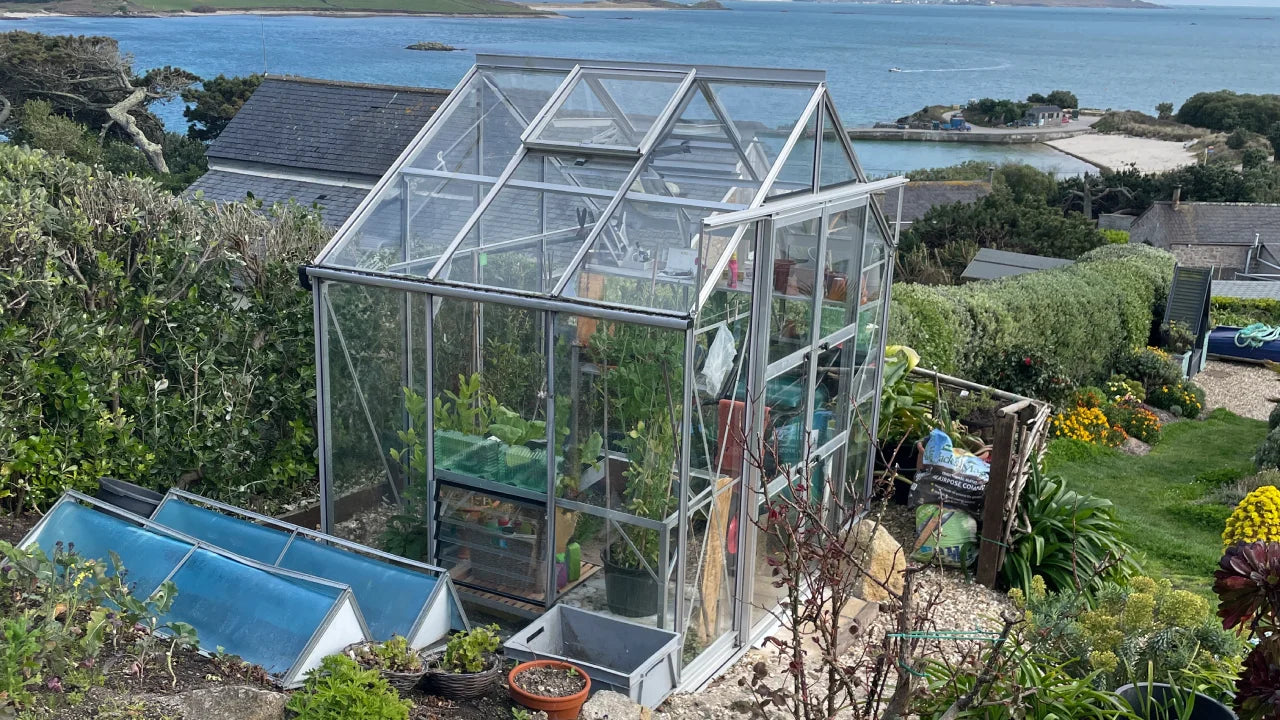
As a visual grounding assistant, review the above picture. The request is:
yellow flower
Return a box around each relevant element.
[1224,485,1280,547]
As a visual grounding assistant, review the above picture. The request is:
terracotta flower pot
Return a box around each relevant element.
[508,660,591,720]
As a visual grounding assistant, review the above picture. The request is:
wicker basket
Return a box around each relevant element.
[424,653,503,700]
[343,642,429,694]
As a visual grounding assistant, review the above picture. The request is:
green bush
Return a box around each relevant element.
[285,655,411,720]
[0,144,322,512]
[1255,427,1280,471]
[1115,346,1182,391]
[888,244,1175,389]
[1001,464,1139,601]
[1146,379,1205,419]
[1211,296,1280,328]
[1270,404,1280,431]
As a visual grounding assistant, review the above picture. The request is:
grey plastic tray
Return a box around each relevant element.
[504,605,681,708]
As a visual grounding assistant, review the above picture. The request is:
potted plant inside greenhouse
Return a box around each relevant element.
[602,421,678,618]
[305,53,906,692]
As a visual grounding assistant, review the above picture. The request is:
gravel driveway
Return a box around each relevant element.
[1196,360,1278,422]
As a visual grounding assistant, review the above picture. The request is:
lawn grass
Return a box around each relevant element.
[1045,408,1266,596]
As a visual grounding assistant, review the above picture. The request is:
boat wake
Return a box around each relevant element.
[892,63,1012,73]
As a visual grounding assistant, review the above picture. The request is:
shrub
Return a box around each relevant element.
[286,655,410,720]
[1223,485,1280,547]
[1100,228,1129,244]
[1011,575,1240,700]
[1002,465,1138,599]
[975,345,1072,403]
[1146,380,1205,419]
[1207,468,1280,507]
[1255,428,1280,471]
[1104,375,1145,402]
[1103,398,1161,444]
[1052,406,1125,447]
[888,244,1175,387]
[1268,403,1280,431]
[1116,346,1182,391]
[0,144,322,512]
[1069,386,1106,409]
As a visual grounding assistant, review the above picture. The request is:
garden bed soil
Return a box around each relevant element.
[0,512,39,545]
[512,665,588,698]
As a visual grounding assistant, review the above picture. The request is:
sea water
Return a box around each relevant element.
[3,3,1276,173]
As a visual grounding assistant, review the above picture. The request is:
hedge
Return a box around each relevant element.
[1210,296,1280,328]
[0,144,323,512]
[888,243,1175,389]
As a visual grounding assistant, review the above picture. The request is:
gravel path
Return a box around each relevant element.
[1196,360,1278,422]
[656,508,1012,719]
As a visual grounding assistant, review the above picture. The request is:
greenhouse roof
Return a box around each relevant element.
[313,55,902,319]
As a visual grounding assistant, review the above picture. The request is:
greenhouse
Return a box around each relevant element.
[306,54,905,686]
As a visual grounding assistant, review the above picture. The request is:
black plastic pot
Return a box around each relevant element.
[1116,683,1237,720]
[94,477,164,518]
[603,551,662,618]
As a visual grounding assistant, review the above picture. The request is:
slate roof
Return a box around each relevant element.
[1211,280,1280,301]
[960,247,1073,282]
[881,180,991,224]
[1027,105,1062,115]
[207,76,451,177]
[1129,202,1280,248]
[189,171,373,228]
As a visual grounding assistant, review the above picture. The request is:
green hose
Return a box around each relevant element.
[1235,323,1280,348]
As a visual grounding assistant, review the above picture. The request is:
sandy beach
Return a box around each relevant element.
[1044,133,1198,173]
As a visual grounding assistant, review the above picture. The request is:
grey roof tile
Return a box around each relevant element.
[188,171,371,228]
[207,76,450,178]
[961,247,1073,282]
[883,181,991,223]
[1129,202,1280,247]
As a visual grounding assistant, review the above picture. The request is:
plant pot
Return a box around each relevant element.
[424,652,502,700]
[1115,683,1237,720]
[344,642,428,694]
[95,477,163,517]
[603,550,662,618]
[508,660,590,720]
[772,258,797,294]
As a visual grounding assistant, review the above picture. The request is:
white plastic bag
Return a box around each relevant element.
[698,324,737,396]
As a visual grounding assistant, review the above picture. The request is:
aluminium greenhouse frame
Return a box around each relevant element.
[307,55,906,688]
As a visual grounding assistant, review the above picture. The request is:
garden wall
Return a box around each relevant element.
[888,243,1175,389]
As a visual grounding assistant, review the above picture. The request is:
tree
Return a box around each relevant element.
[1045,90,1079,110]
[183,74,262,142]
[1269,121,1280,160]
[1242,147,1269,170]
[1227,127,1251,150]
[1177,90,1280,134]
[10,99,103,165]
[1156,102,1174,120]
[0,31,196,173]
[1026,92,1048,104]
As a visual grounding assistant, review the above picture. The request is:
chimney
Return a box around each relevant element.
[1172,186,1182,207]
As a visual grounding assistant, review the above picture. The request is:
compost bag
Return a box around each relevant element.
[911,505,977,567]
[908,428,990,515]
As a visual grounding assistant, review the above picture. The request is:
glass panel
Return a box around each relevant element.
[532,70,686,150]
[167,549,343,676]
[324,68,566,273]
[326,283,406,547]
[702,81,820,172]
[845,397,876,508]
[818,206,867,442]
[819,114,859,189]
[435,485,548,602]
[767,107,819,198]
[684,477,739,659]
[854,220,889,404]
[152,500,288,565]
[560,197,711,312]
[768,215,820,364]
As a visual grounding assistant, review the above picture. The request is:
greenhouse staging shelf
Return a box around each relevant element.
[21,492,369,688]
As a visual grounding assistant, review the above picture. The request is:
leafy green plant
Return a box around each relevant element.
[1162,321,1196,355]
[511,708,533,720]
[975,344,1072,403]
[610,420,678,572]
[0,617,42,708]
[350,636,423,674]
[440,625,501,674]
[1211,296,1280,329]
[1001,464,1139,599]
[877,345,938,444]
[285,654,411,720]
[1119,347,1184,393]
[1255,427,1280,471]
[1214,541,1280,720]
[1147,380,1205,420]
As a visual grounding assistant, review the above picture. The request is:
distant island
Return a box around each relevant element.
[407,41,459,50]
[0,0,550,17]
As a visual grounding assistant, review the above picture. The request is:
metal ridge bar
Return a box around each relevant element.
[315,65,479,265]
[426,144,529,279]
[401,167,748,211]
[704,176,910,230]
[522,65,584,145]
[638,69,698,156]
[474,54,827,84]
[746,85,824,207]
